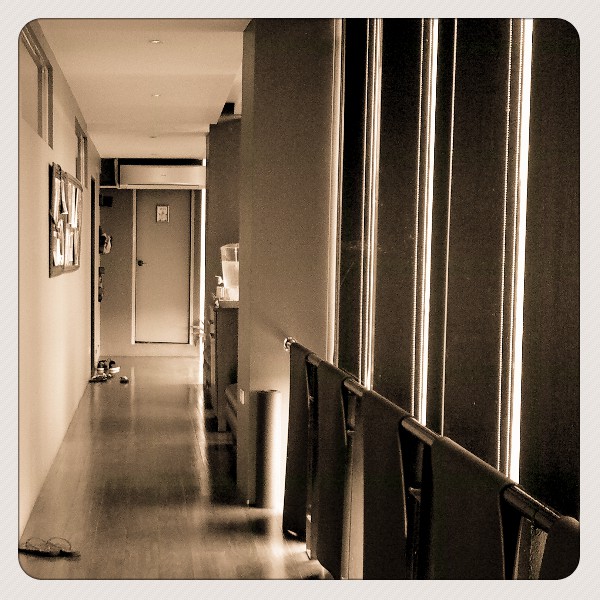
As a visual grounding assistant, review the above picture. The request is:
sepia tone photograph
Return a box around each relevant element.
[15,10,582,588]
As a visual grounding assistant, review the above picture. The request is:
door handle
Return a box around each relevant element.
[137,259,145,266]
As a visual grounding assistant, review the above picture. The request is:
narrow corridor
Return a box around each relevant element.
[19,357,325,579]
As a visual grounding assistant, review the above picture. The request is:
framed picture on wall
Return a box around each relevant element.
[156,204,169,222]
[49,162,83,277]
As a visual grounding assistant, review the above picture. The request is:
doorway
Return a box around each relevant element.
[134,189,193,344]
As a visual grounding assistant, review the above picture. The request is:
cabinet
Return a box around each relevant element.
[209,302,238,432]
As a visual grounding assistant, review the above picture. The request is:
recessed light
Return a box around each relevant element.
[149,39,163,44]
[151,94,161,98]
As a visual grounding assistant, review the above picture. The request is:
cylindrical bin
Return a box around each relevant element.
[255,389,282,509]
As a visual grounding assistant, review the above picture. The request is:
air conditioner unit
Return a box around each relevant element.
[119,164,206,189]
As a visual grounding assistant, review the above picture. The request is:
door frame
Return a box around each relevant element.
[131,188,195,345]
[90,176,98,370]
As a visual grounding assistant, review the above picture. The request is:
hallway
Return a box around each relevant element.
[15,17,582,586]
[19,357,326,579]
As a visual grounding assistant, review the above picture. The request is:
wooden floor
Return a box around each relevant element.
[19,356,327,580]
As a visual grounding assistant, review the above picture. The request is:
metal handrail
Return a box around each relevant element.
[284,336,562,532]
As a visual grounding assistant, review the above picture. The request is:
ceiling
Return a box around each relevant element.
[38,19,250,159]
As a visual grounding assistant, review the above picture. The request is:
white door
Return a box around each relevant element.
[135,189,191,343]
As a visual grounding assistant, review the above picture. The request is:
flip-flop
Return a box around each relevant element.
[19,537,80,558]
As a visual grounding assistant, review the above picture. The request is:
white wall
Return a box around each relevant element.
[18,22,101,534]
[237,19,338,503]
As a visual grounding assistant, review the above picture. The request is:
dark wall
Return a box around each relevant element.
[99,189,134,353]
[205,119,241,315]
[237,19,336,502]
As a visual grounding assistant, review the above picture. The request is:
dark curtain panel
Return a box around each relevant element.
[336,19,368,379]
[440,19,512,467]
[519,19,579,519]
[372,19,423,413]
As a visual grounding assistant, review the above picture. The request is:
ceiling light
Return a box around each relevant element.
[151,94,161,98]
[149,39,163,44]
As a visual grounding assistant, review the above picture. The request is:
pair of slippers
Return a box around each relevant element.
[89,373,129,384]
[97,359,120,374]
[19,537,80,559]
[91,359,124,383]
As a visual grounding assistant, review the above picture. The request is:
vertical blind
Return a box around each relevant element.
[336,19,369,379]
[335,18,579,517]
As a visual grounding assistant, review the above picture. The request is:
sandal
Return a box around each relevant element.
[89,373,108,383]
[19,537,80,558]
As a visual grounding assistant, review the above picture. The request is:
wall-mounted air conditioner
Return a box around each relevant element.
[119,163,206,189]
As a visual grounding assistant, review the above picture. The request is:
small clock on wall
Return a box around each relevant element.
[156,205,170,222]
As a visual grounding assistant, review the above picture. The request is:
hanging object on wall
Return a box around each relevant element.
[156,204,170,222]
[98,266,105,302]
[49,163,83,277]
[99,226,112,255]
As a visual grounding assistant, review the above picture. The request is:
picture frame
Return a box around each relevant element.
[156,204,170,222]
[49,162,83,277]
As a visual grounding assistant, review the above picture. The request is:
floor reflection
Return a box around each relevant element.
[20,356,326,580]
